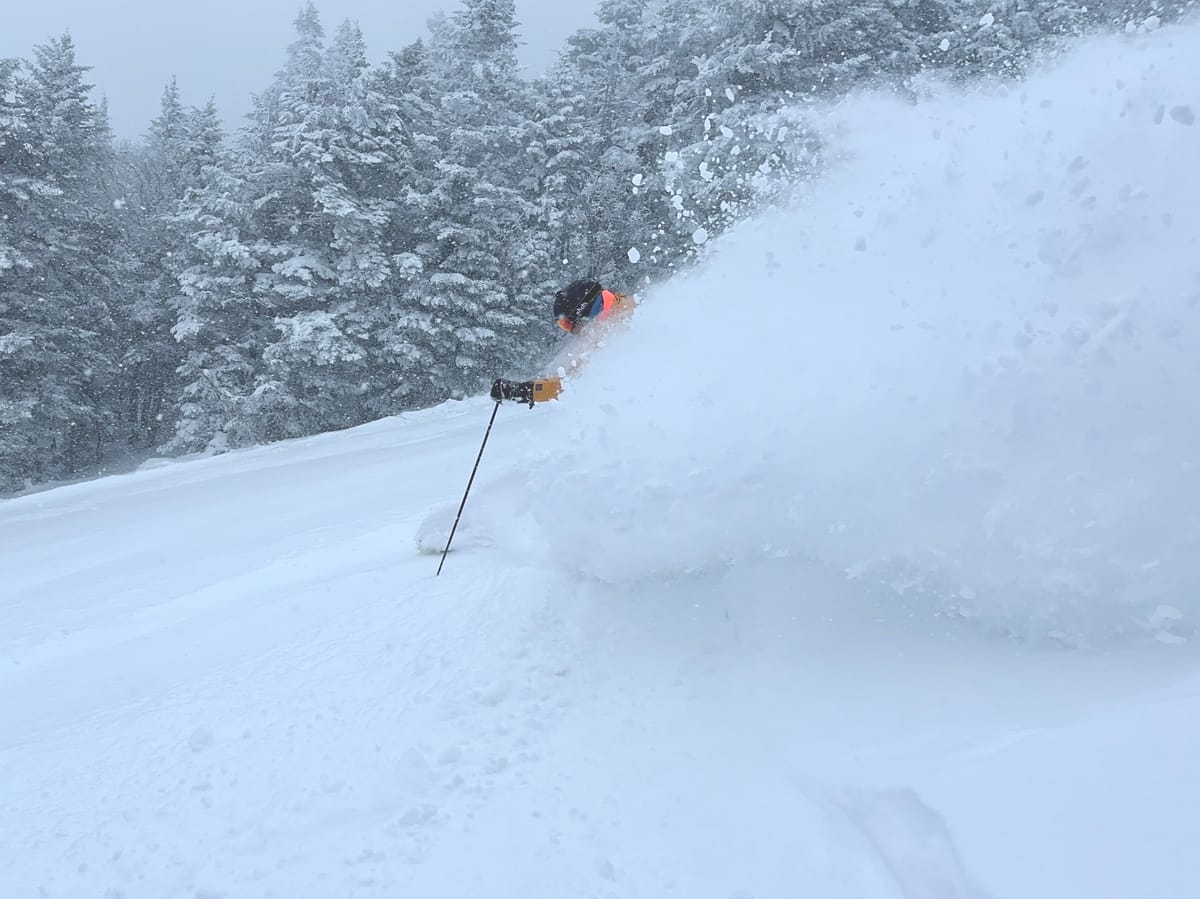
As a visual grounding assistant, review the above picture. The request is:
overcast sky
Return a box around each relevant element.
[3,0,599,140]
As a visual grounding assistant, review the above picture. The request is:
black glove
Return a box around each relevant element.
[490,378,535,407]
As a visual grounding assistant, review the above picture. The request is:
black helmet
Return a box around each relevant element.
[553,279,603,332]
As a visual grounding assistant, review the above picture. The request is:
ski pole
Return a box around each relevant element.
[437,400,501,576]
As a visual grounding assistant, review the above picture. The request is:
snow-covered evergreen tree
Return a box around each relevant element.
[420,0,550,395]
[366,39,447,408]
[0,57,52,491]
[166,150,265,454]
[660,0,830,242]
[0,36,120,491]
[543,0,660,287]
[0,58,43,290]
[244,13,390,441]
[115,81,224,451]
[168,5,419,451]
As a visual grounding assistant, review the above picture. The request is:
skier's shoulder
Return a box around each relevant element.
[609,290,637,317]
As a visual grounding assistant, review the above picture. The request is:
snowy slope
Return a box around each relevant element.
[5,22,1200,899]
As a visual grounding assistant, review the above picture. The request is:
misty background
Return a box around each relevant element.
[1,0,596,137]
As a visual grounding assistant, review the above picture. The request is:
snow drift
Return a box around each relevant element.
[526,22,1200,647]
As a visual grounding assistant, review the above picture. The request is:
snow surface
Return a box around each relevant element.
[5,22,1200,899]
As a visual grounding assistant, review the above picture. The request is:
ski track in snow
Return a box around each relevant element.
[7,22,1200,899]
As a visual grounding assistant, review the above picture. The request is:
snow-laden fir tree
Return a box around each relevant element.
[0,36,120,491]
[420,0,552,396]
[114,82,224,451]
[167,4,411,451]
[538,0,660,288]
[166,145,267,455]
[366,38,450,409]
[248,14,401,440]
[657,0,832,240]
[0,57,54,491]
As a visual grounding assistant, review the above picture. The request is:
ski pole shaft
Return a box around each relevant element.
[437,400,501,576]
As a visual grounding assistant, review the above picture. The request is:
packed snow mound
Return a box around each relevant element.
[526,22,1200,647]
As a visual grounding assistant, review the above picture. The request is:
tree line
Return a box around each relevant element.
[0,0,1185,493]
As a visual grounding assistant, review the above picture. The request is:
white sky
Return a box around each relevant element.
[2,0,599,139]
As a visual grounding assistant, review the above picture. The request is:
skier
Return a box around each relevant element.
[490,278,635,406]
